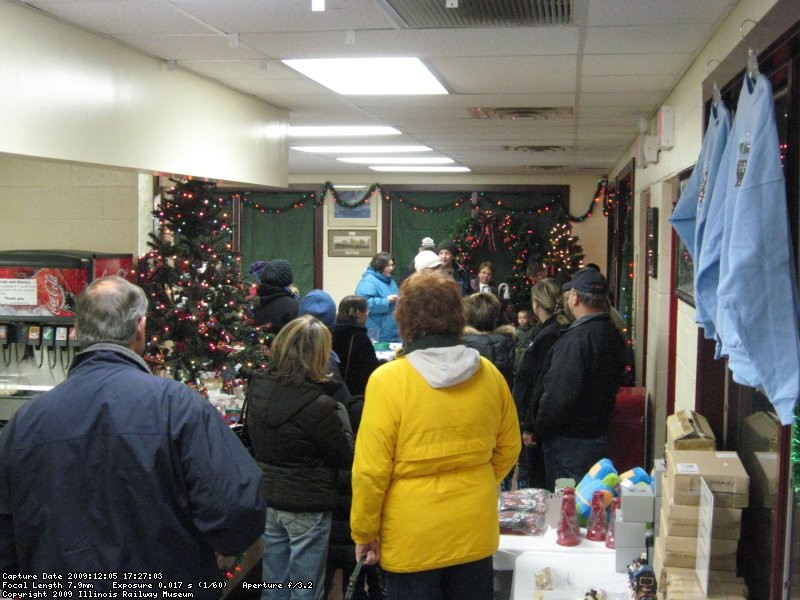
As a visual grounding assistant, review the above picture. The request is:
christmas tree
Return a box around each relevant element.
[542,209,584,279]
[137,179,266,391]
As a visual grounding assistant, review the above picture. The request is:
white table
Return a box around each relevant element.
[494,530,631,600]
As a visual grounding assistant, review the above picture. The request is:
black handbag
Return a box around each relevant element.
[344,557,366,600]
[231,391,253,455]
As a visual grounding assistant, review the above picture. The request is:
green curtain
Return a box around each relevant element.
[238,195,315,296]
[390,192,473,276]
[390,190,563,284]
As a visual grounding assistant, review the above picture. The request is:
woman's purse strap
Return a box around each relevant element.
[343,333,355,382]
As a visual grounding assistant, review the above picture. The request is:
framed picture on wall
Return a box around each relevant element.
[327,190,378,227]
[328,229,377,257]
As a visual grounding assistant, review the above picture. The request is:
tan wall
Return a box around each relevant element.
[0,0,289,188]
[0,155,144,254]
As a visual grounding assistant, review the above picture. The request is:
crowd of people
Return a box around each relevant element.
[0,239,627,600]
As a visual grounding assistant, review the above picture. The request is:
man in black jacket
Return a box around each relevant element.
[532,268,626,490]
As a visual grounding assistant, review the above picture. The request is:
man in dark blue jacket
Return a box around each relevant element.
[533,268,626,491]
[0,276,265,595]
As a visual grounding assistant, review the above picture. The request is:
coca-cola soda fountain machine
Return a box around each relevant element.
[0,250,134,427]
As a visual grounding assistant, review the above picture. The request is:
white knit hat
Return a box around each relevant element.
[414,250,442,272]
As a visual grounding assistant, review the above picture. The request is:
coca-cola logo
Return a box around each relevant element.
[44,274,65,314]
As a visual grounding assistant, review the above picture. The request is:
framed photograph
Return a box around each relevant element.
[328,229,377,257]
[327,190,378,227]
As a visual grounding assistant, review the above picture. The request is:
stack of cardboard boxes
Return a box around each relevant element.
[737,411,780,595]
[652,410,749,599]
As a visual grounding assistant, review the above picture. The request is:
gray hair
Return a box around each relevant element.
[76,276,148,347]
[574,289,608,310]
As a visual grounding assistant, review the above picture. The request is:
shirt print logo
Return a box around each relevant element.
[697,161,710,206]
[735,135,752,187]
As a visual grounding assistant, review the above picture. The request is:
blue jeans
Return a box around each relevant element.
[542,434,609,491]
[382,556,494,600]
[261,507,331,600]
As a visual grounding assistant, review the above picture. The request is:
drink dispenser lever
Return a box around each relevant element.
[56,326,70,370]
[42,325,57,369]
[27,324,44,368]
[0,324,10,367]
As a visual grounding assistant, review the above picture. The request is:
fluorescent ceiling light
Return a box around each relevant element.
[288,126,401,137]
[311,0,324,11]
[282,58,448,95]
[369,166,471,173]
[292,145,431,153]
[331,185,367,189]
[337,157,454,164]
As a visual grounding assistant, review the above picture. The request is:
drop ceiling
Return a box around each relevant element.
[14,0,739,180]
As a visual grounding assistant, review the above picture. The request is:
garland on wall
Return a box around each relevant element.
[230,178,612,222]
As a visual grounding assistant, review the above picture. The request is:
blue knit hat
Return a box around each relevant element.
[298,289,337,329]
[248,260,267,276]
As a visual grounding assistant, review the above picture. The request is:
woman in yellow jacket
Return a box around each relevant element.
[350,270,521,600]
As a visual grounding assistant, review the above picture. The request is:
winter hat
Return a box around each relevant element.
[437,240,457,254]
[259,259,294,287]
[562,267,609,295]
[298,289,337,329]
[420,236,436,251]
[414,250,442,272]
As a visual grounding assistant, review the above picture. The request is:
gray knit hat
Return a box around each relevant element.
[259,259,293,287]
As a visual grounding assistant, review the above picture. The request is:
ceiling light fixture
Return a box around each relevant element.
[292,145,432,153]
[337,157,454,164]
[311,0,325,11]
[331,185,367,190]
[369,166,470,173]
[288,126,401,137]
[282,58,448,95]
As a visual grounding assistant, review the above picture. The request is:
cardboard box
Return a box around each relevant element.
[658,516,739,556]
[749,451,777,508]
[652,547,741,590]
[666,450,749,508]
[662,477,742,539]
[620,482,655,522]
[653,534,736,572]
[664,569,747,596]
[666,410,716,452]
[740,411,779,453]
[659,512,741,559]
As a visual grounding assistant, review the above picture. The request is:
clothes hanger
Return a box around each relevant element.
[746,47,760,86]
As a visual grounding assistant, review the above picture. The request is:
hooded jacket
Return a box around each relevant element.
[251,283,299,335]
[350,335,520,573]
[247,373,354,512]
[0,345,265,590]
[462,325,516,388]
[354,267,400,342]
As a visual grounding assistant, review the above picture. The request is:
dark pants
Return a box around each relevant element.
[523,443,547,490]
[542,434,609,491]
[382,556,494,600]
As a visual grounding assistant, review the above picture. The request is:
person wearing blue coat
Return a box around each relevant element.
[0,276,265,594]
[355,252,400,343]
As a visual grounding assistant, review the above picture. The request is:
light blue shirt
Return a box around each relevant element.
[713,74,799,425]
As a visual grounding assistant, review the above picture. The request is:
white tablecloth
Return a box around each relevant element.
[494,530,631,600]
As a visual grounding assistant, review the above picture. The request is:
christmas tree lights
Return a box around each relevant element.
[137,179,267,391]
